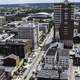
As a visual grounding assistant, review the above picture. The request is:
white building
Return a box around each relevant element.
[0,16,6,27]
[43,42,62,69]
[18,23,38,49]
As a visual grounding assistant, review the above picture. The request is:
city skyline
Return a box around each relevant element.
[0,0,80,4]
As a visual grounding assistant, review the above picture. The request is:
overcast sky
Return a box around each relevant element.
[0,0,79,4]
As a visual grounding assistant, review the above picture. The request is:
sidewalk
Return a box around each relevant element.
[40,27,53,47]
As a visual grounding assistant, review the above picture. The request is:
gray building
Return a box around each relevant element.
[18,23,38,49]
[54,2,74,29]
[58,49,69,70]
[54,3,62,29]
[3,20,49,49]
[36,43,59,80]
[36,42,69,80]
[17,22,49,49]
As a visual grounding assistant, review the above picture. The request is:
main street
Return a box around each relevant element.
[12,27,54,80]
[25,51,44,80]
[24,27,54,80]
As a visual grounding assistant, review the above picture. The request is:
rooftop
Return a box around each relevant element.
[4,54,17,60]
[35,12,50,16]
[46,48,57,56]
[0,16,5,18]
[30,12,51,18]
[0,39,31,45]
[58,49,69,56]
[37,68,68,80]
[8,21,22,26]
[18,23,36,28]
[37,69,59,79]
[37,42,69,79]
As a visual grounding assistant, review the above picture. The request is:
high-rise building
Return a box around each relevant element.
[59,0,74,49]
[54,0,74,40]
[54,0,74,28]
[54,3,62,29]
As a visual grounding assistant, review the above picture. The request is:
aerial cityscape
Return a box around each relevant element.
[0,0,80,80]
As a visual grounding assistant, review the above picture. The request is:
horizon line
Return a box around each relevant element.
[0,1,80,5]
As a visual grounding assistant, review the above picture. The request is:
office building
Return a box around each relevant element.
[59,0,74,49]
[0,39,32,58]
[18,23,38,49]
[54,0,74,29]
[3,54,18,67]
[54,3,62,29]
[3,19,49,49]
[36,42,69,80]
[58,49,69,70]
[36,43,59,80]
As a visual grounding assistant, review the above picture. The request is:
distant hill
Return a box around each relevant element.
[74,2,80,7]
[0,2,80,8]
[0,3,53,8]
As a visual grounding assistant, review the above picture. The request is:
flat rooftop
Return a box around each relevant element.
[37,69,59,79]
[37,68,68,80]
[0,39,32,45]
[46,48,57,56]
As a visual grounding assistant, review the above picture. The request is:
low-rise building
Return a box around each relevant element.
[3,19,49,49]
[36,42,69,80]
[58,49,69,70]
[3,54,17,67]
[69,46,80,66]
[17,22,38,49]
[0,39,32,58]
[73,48,80,66]
[73,33,80,43]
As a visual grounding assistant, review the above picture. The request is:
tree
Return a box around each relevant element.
[29,76,34,80]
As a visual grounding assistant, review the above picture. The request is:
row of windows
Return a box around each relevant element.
[59,59,69,67]
[45,58,54,64]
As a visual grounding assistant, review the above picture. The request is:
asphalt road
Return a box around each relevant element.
[25,51,44,80]
[24,27,54,80]
[12,27,54,80]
